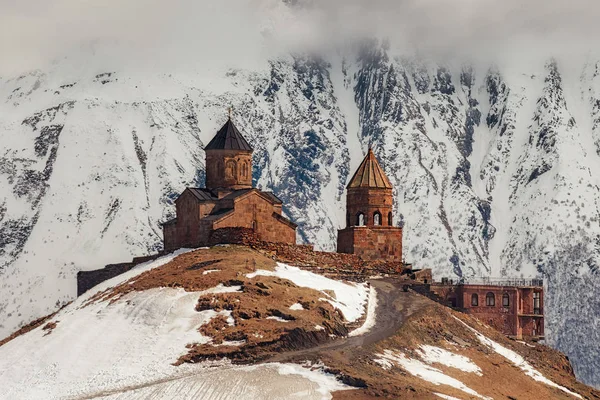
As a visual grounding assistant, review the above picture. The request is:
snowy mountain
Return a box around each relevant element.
[1,22,600,390]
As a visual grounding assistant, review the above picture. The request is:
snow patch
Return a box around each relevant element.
[455,317,583,399]
[202,269,221,275]
[267,316,290,323]
[247,262,368,322]
[348,286,378,337]
[275,363,353,398]
[375,350,492,400]
[197,284,242,296]
[289,303,305,310]
[417,345,482,376]
[213,340,246,347]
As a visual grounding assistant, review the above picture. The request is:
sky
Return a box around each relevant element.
[1,0,599,76]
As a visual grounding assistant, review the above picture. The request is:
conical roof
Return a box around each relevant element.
[347,148,393,189]
[205,118,253,151]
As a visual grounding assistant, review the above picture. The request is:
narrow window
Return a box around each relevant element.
[388,212,393,226]
[502,293,510,307]
[357,213,365,226]
[225,160,236,179]
[241,162,247,177]
[471,293,478,306]
[486,292,495,306]
[373,212,381,226]
[533,292,541,314]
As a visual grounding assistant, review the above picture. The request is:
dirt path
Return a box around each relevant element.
[267,278,429,363]
[72,278,427,400]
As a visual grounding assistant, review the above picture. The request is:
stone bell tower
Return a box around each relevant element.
[337,148,403,261]
[204,117,253,193]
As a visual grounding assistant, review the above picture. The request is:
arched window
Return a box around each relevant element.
[241,162,247,177]
[502,293,510,307]
[357,213,365,226]
[486,292,495,306]
[373,212,382,226]
[388,212,393,226]
[471,293,478,306]
[225,160,236,179]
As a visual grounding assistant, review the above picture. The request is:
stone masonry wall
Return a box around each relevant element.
[76,254,162,296]
[164,190,202,252]
[337,226,402,262]
[212,193,296,245]
[205,149,253,190]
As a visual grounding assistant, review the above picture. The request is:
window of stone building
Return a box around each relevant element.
[533,292,541,314]
[241,162,247,178]
[471,293,478,306]
[374,212,381,226]
[502,293,510,307]
[226,160,236,179]
[486,292,495,306]
[357,213,365,226]
[388,212,393,226]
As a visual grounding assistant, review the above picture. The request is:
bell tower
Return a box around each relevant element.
[204,117,253,192]
[337,148,403,261]
[345,148,394,227]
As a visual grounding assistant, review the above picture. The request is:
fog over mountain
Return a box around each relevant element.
[1,0,600,389]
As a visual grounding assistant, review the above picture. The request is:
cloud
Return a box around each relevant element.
[0,0,598,76]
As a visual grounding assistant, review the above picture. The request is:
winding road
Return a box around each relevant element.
[267,278,429,362]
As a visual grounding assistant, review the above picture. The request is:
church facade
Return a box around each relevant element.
[162,119,297,251]
[337,149,403,261]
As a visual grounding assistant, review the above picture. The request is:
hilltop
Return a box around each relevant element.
[0,246,597,399]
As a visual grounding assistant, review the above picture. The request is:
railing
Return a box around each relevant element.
[436,277,544,287]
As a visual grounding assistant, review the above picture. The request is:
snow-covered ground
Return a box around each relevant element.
[455,317,583,399]
[94,363,351,400]
[247,263,369,322]
[0,253,360,400]
[375,349,491,400]
[417,345,482,376]
[348,285,377,337]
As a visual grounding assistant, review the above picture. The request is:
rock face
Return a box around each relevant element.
[1,44,600,386]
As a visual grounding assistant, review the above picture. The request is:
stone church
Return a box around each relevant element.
[162,118,297,251]
[337,148,403,261]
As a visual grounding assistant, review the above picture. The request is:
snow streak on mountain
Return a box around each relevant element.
[1,42,600,389]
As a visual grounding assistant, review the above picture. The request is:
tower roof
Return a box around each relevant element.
[205,118,253,151]
[347,148,393,189]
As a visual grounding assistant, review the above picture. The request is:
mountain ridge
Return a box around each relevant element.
[1,47,599,387]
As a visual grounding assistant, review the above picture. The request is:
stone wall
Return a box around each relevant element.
[205,149,253,190]
[212,193,296,245]
[208,227,258,246]
[76,254,162,296]
[164,190,204,252]
[337,226,403,262]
